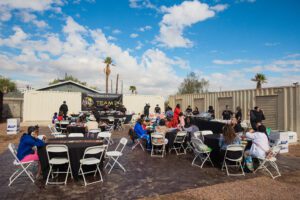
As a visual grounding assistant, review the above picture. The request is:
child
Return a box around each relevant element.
[57,111,63,121]
[52,112,58,124]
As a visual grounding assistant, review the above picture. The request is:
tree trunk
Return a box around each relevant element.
[257,81,262,89]
[106,75,108,94]
[111,79,113,93]
[116,74,119,94]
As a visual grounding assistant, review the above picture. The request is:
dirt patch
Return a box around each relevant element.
[141,173,300,200]
[0,123,28,154]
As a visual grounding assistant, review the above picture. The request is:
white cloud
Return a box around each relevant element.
[286,53,300,58]
[112,29,121,34]
[130,33,139,38]
[107,36,117,41]
[129,0,158,11]
[213,59,261,65]
[156,0,222,48]
[139,25,152,32]
[264,42,280,47]
[18,11,48,28]
[210,4,229,12]
[135,41,143,50]
[0,17,185,96]
[0,0,64,22]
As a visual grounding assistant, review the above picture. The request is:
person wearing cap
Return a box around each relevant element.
[17,126,45,178]
[154,104,161,114]
[59,101,68,120]
[86,115,99,131]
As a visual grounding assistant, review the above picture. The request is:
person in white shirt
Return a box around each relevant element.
[245,125,270,159]
[85,115,99,131]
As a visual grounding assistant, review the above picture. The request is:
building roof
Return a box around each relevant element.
[36,80,102,94]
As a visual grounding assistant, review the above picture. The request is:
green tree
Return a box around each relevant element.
[129,85,137,94]
[49,74,87,86]
[251,73,267,89]
[0,76,17,93]
[178,72,209,94]
[104,57,113,94]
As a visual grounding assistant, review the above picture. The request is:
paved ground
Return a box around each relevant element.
[0,123,300,200]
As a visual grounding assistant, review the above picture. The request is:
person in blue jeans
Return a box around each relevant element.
[134,118,150,149]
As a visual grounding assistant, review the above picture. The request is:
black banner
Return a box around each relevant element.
[81,93,123,111]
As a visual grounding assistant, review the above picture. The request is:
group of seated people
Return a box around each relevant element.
[219,121,270,170]
[132,106,271,171]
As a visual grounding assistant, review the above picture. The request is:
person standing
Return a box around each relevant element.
[173,104,181,125]
[222,105,233,120]
[235,106,242,123]
[250,106,266,130]
[208,106,215,119]
[59,101,68,120]
[144,103,150,118]
[154,104,161,114]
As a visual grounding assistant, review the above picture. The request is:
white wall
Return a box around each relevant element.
[23,91,81,122]
[123,94,165,115]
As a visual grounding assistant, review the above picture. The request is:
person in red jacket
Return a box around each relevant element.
[173,104,181,125]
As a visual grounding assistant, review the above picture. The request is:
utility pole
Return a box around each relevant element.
[116,74,119,94]
[121,80,123,94]
[111,79,113,93]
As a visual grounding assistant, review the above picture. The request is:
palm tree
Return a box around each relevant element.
[251,73,267,89]
[104,57,113,94]
[129,86,137,94]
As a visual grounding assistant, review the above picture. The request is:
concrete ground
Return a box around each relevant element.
[0,123,299,200]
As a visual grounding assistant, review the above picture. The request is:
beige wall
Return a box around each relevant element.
[23,91,82,122]
[169,86,300,136]
[123,94,165,115]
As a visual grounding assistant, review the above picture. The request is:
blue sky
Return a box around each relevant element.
[0,0,299,95]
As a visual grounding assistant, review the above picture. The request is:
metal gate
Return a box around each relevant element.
[256,96,278,130]
[194,98,205,112]
[218,97,233,119]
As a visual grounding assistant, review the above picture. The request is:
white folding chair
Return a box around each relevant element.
[170,131,187,155]
[192,131,201,139]
[78,145,107,186]
[46,144,73,185]
[151,134,168,158]
[131,130,145,151]
[222,144,245,176]
[97,131,113,145]
[68,133,84,138]
[88,129,101,139]
[48,124,66,138]
[8,143,36,186]
[254,145,281,179]
[105,137,128,174]
[191,138,214,168]
[200,130,213,142]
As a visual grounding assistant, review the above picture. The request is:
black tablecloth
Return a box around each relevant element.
[203,134,252,167]
[38,138,104,180]
[203,134,222,166]
[67,126,86,134]
[192,118,225,134]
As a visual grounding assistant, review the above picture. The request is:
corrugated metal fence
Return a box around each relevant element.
[169,86,300,136]
[23,91,82,122]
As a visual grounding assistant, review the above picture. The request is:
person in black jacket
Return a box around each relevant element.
[154,104,161,114]
[59,101,68,120]
[92,107,101,123]
[144,103,150,118]
[208,105,215,119]
[222,105,233,120]
[250,106,266,130]
[235,106,242,123]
